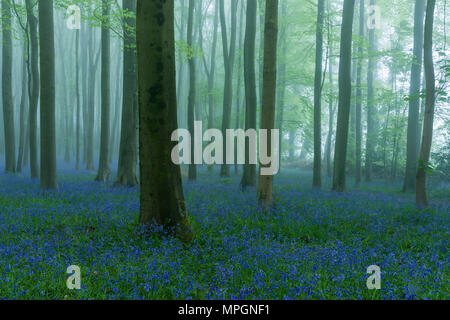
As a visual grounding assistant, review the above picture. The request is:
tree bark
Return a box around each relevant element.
[365,0,376,182]
[95,0,111,182]
[17,47,28,173]
[256,0,278,208]
[39,0,57,190]
[332,0,356,192]
[76,29,81,170]
[404,0,425,193]
[355,0,364,186]
[313,0,325,189]
[136,0,194,242]
[416,0,436,207]
[186,0,197,181]
[240,0,258,189]
[116,0,138,186]
[219,0,238,177]
[2,0,16,173]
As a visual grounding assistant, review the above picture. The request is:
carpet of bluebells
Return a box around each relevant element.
[0,164,448,300]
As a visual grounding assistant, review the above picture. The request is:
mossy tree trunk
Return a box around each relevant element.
[136,0,194,242]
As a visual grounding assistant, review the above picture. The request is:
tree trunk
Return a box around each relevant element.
[26,0,39,178]
[136,0,194,242]
[2,0,16,173]
[86,31,100,171]
[116,0,138,187]
[219,0,238,177]
[39,0,57,190]
[240,0,258,189]
[404,0,425,193]
[186,0,197,181]
[256,0,278,208]
[95,0,111,182]
[234,1,245,175]
[332,0,356,192]
[355,0,364,186]
[416,0,436,207]
[76,29,81,170]
[276,0,287,175]
[365,0,376,182]
[313,0,325,189]
[17,48,28,173]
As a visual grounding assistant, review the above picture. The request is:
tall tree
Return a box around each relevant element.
[219,0,238,177]
[116,0,138,186]
[207,1,219,138]
[26,0,39,178]
[136,0,194,242]
[39,0,57,190]
[276,0,287,173]
[404,0,426,193]
[416,0,436,207]
[256,0,278,207]
[75,29,81,170]
[2,0,16,173]
[355,0,364,186]
[17,48,28,172]
[86,27,101,171]
[95,0,111,182]
[187,0,196,181]
[332,0,356,192]
[313,0,325,188]
[240,0,258,189]
[365,0,377,182]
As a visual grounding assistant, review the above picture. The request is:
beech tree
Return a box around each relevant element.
[116,0,138,186]
[313,0,325,189]
[256,0,278,207]
[332,0,356,192]
[2,0,16,173]
[95,0,111,182]
[416,0,436,207]
[136,0,194,242]
[240,0,258,189]
[404,0,426,193]
[39,0,57,190]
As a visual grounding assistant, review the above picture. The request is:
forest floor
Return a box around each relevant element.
[0,165,448,300]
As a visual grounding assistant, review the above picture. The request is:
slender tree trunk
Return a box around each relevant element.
[276,0,287,175]
[76,29,81,170]
[136,0,194,242]
[26,0,39,178]
[416,0,436,207]
[186,0,197,181]
[355,0,364,186]
[240,0,258,189]
[2,0,16,173]
[219,0,238,177]
[332,0,356,192]
[234,1,245,175]
[207,1,219,137]
[86,32,100,171]
[365,0,376,182]
[95,0,111,182]
[116,0,138,186]
[404,0,425,193]
[17,50,28,172]
[39,0,57,190]
[313,0,325,188]
[256,0,278,208]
